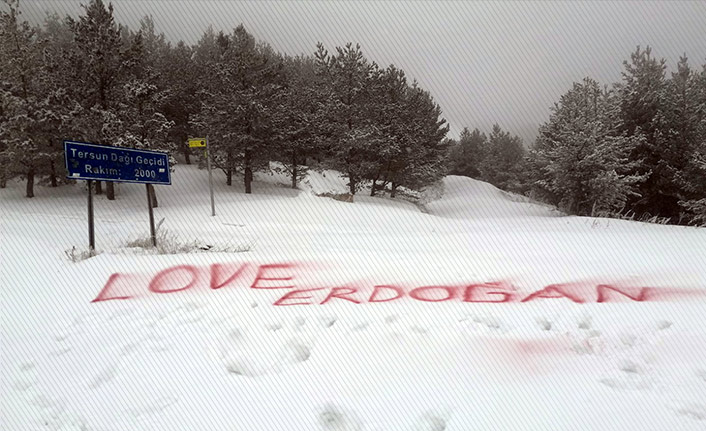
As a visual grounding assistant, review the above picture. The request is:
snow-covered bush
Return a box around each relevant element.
[64,246,99,263]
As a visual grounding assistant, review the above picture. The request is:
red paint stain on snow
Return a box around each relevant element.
[91,261,706,305]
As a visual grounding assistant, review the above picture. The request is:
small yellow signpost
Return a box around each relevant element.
[188,137,215,216]
[188,138,207,148]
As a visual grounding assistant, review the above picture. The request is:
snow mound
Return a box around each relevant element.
[254,163,350,196]
[426,175,559,218]
[300,169,351,196]
[4,163,706,430]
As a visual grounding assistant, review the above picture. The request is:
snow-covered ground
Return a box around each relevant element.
[2,164,706,430]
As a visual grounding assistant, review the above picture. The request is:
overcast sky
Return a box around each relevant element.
[19,1,706,144]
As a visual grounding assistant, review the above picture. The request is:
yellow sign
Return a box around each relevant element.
[188,138,207,148]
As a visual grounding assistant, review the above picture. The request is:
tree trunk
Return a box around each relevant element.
[390,182,398,199]
[370,171,381,197]
[106,181,115,200]
[244,151,253,194]
[150,185,158,208]
[226,151,233,185]
[95,181,102,195]
[1,171,7,188]
[26,168,35,198]
[291,151,297,189]
[183,136,191,165]
[50,160,58,187]
[348,172,356,195]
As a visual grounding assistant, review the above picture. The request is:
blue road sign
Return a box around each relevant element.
[64,141,171,185]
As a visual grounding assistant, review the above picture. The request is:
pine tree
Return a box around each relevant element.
[448,128,486,178]
[271,55,322,189]
[0,0,48,197]
[530,78,644,216]
[160,40,197,164]
[321,43,376,195]
[192,25,284,193]
[479,124,525,191]
[36,13,78,188]
[618,46,675,219]
[68,0,132,199]
[110,29,173,206]
[386,83,449,197]
[367,65,408,196]
[678,61,706,224]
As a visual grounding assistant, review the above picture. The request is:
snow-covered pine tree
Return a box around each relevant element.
[384,83,449,197]
[655,56,703,224]
[0,0,49,197]
[447,128,487,179]
[677,61,706,224]
[530,77,644,216]
[36,13,78,189]
[159,39,197,164]
[190,28,234,182]
[478,124,525,191]
[68,0,132,199]
[617,46,674,219]
[192,25,284,193]
[110,28,174,206]
[271,55,323,189]
[321,43,376,195]
[366,65,408,197]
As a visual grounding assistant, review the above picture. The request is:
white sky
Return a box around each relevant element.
[19,0,706,144]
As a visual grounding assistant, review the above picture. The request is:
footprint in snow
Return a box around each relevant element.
[670,401,706,421]
[281,341,311,362]
[13,361,38,391]
[351,323,369,332]
[414,411,448,431]
[570,332,604,355]
[88,362,119,389]
[695,369,706,382]
[618,359,644,374]
[599,373,652,391]
[128,396,179,419]
[656,320,673,330]
[619,333,639,347]
[222,332,313,377]
[577,315,592,330]
[319,316,337,328]
[293,316,307,328]
[536,317,553,331]
[411,325,428,335]
[472,316,503,331]
[318,404,362,431]
[266,322,283,331]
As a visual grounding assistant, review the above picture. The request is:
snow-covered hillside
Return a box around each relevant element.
[2,165,706,430]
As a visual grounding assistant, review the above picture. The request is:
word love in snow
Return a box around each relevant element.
[91,262,705,305]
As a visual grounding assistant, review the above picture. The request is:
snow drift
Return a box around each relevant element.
[2,165,706,430]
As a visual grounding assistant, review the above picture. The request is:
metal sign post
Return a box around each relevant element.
[87,179,95,251]
[64,140,171,250]
[188,137,215,216]
[146,184,157,247]
[207,137,215,217]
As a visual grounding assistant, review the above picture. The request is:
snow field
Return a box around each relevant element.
[2,164,706,430]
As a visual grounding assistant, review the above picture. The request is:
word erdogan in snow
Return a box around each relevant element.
[91,262,705,305]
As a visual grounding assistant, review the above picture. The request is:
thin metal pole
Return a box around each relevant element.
[207,136,215,216]
[146,184,157,247]
[87,179,95,251]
